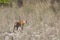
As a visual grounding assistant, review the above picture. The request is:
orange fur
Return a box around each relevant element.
[19,20,25,30]
[13,20,26,32]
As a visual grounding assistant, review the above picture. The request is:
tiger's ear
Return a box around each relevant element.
[25,19,27,23]
[26,20,27,23]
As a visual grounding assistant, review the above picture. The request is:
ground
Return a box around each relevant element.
[0,0,60,40]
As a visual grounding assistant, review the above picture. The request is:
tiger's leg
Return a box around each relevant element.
[13,25,16,32]
[21,26,23,30]
[21,23,24,30]
[20,26,23,33]
[16,26,19,30]
[13,25,18,32]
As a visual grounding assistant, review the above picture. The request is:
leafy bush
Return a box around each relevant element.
[0,0,10,4]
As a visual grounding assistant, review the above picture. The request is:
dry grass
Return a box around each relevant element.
[0,0,60,40]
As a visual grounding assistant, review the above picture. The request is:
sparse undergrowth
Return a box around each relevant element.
[0,0,60,40]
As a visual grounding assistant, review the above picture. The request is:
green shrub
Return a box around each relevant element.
[0,0,4,3]
[0,0,10,4]
[4,0,10,3]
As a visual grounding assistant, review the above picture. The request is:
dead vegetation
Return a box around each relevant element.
[0,0,60,40]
